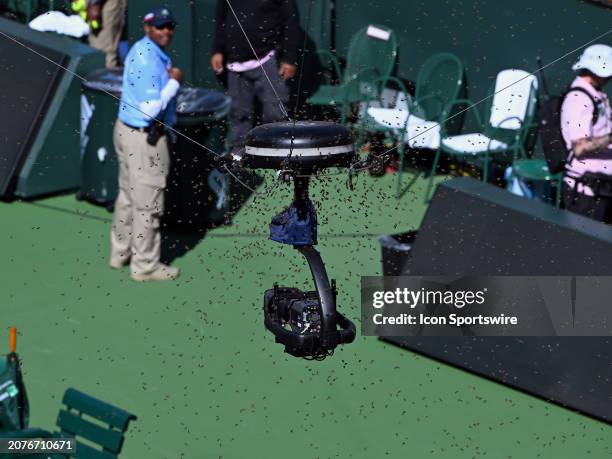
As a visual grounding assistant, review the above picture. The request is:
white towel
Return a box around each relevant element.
[367,106,409,129]
[366,106,440,149]
[489,69,538,129]
[29,11,90,38]
[406,116,440,149]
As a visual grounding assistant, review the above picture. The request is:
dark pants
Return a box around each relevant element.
[562,182,612,224]
[227,56,289,153]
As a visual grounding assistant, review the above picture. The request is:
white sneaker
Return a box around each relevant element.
[109,257,130,269]
[131,264,180,282]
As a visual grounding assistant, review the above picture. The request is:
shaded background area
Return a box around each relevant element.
[124,0,612,151]
[125,0,612,101]
[335,0,612,99]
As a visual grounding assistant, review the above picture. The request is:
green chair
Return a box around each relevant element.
[306,24,397,122]
[358,52,465,198]
[54,388,136,459]
[424,68,539,202]
[0,388,136,459]
[509,158,562,208]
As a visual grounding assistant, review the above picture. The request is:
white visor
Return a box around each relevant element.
[572,44,612,78]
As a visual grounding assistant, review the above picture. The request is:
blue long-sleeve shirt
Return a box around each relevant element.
[118,36,177,128]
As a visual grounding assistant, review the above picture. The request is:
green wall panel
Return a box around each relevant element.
[335,0,611,100]
[192,0,222,88]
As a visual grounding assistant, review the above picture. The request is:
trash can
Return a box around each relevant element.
[79,68,232,225]
[164,87,232,227]
[379,231,417,276]
[78,68,122,210]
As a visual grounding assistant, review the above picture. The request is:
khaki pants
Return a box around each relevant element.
[111,120,170,275]
[88,0,127,69]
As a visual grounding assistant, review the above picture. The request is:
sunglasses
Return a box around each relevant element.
[153,23,175,31]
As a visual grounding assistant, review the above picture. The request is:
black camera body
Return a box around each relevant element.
[264,274,354,360]
[265,286,322,333]
[264,285,325,358]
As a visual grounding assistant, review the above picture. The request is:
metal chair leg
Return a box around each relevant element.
[395,140,406,199]
[424,148,441,203]
[340,101,351,125]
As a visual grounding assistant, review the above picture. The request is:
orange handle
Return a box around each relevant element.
[9,327,16,353]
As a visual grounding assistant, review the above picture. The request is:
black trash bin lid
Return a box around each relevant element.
[82,72,231,121]
[82,68,123,96]
[176,88,231,119]
[244,121,355,171]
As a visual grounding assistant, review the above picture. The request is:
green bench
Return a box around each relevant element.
[55,388,137,459]
[1,388,136,459]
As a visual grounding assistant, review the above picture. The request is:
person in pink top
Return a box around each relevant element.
[561,44,612,223]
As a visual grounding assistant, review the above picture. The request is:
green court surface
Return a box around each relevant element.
[0,171,610,459]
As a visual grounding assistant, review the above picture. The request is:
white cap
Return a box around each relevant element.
[572,44,612,78]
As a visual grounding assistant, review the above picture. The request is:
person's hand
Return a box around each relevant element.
[86,3,101,23]
[168,67,184,83]
[279,63,297,80]
[211,53,224,75]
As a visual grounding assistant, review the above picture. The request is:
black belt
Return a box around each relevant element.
[121,120,152,132]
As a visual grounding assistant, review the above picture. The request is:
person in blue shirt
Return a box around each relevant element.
[110,7,183,282]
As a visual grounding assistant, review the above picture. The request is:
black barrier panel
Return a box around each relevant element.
[363,276,612,337]
[0,37,66,197]
[383,178,612,422]
[404,177,612,277]
[385,336,611,422]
